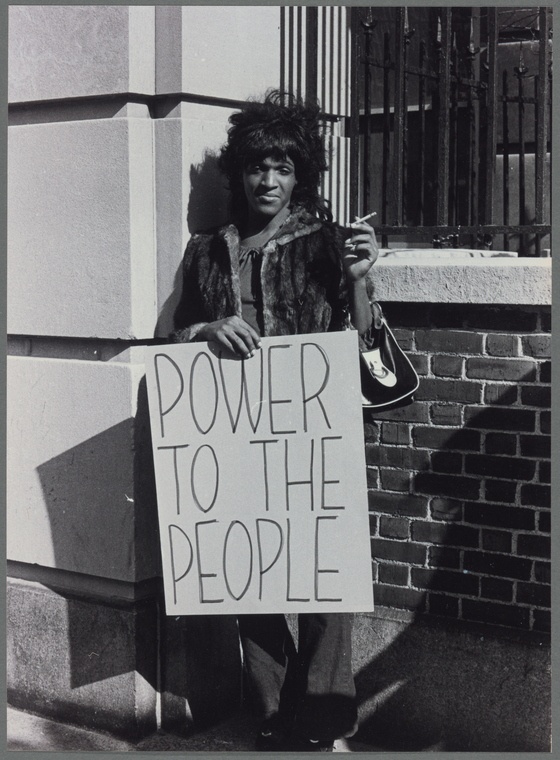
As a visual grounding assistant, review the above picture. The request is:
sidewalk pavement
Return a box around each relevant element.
[7,706,380,753]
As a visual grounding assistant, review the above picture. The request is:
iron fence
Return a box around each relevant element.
[347,7,552,254]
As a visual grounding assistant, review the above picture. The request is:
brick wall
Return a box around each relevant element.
[365,303,551,633]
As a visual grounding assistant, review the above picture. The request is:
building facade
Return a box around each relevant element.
[7,6,551,750]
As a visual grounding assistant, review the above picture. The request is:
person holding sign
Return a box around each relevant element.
[172,91,379,751]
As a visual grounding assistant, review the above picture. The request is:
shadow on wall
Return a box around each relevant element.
[33,375,241,730]
[35,416,161,691]
[135,377,243,732]
[352,371,550,752]
[155,151,230,340]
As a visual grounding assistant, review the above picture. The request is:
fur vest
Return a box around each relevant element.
[172,206,374,343]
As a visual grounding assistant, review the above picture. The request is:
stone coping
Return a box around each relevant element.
[372,255,551,305]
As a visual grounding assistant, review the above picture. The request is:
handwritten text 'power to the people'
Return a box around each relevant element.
[145,334,373,615]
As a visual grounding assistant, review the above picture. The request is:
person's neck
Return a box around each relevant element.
[241,206,291,248]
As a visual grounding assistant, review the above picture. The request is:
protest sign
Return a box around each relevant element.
[144,331,374,615]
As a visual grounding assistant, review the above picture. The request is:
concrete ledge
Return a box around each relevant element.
[7,560,162,605]
[372,257,551,305]
[7,575,242,741]
[7,577,159,741]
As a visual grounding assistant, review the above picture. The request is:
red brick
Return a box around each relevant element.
[484,480,518,504]
[517,534,550,559]
[520,386,551,408]
[464,551,532,580]
[415,473,480,500]
[373,584,426,611]
[486,334,520,357]
[462,599,530,629]
[428,546,461,569]
[541,310,551,332]
[481,529,512,554]
[465,406,535,432]
[412,568,478,595]
[372,402,429,423]
[532,609,551,632]
[366,467,378,488]
[428,593,459,618]
[520,435,550,459]
[466,357,537,382]
[483,384,519,405]
[432,355,463,377]
[413,426,480,451]
[363,422,379,442]
[379,516,410,539]
[465,504,534,531]
[379,447,430,471]
[517,582,551,607]
[415,378,481,404]
[538,511,551,533]
[520,484,550,508]
[540,411,551,434]
[409,354,429,375]
[522,334,551,358]
[416,330,483,354]
[380,469,410,491]
[370,538,427,565]
[539,461,551,483]
[465,454,535,481]
[365,444,380,466]
[391,328,414,350]
[368,514,378,536]
[430,451,462,474]
[378,563,409,586]
[534,561,551,585]
[381,423,410,445]
[540,361,551,383]
[480,577,514,602]
[430,404,462,426]
[368,491,428,518]
[412,521,479,547]
[430,498,463,522]
[485,433,517,456]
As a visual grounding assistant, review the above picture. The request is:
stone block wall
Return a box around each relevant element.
[8,4,280,739]
[365,303,551,633]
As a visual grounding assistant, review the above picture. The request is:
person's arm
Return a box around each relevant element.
[171,235,261,357]
[342,220,379,335]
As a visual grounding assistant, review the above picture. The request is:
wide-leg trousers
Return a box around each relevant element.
[238,612,357,741]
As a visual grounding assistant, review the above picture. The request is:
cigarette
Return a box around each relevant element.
[352,211,377,225]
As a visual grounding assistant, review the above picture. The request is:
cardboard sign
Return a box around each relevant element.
[144,331,374,615]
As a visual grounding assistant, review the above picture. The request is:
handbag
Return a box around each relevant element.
[360,313,419,411]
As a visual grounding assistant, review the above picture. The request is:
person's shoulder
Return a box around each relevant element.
[186,223,238,252]
[189,222,236,240]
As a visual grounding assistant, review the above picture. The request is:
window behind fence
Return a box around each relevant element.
[282,7,552,255]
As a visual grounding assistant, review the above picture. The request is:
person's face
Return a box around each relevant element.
[242,155,298,221]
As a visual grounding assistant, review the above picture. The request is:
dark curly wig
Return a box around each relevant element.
[218,90,332,223]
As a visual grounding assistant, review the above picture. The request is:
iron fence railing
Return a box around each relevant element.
[347,7,552,255]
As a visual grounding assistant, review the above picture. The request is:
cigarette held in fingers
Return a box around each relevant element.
[351,211,377,225]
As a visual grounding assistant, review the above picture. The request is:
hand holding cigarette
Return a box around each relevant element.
[342,211,379,282]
